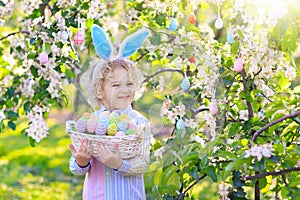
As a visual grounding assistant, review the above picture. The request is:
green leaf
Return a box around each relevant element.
[8,121,16,131]
[154,168,162,186]
[230,41,240,55]
[205,166,217,182]
[150,32,161,45]
[155,13,166,26]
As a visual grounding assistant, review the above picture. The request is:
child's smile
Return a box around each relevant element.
[101,65,135,111]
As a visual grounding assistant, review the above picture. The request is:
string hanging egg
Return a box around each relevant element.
[74,32,84,45]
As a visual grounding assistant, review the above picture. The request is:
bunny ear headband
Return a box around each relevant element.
[91,24,150,61]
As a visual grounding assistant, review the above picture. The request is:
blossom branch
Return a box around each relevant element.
[0,30,30,41]
[252,110,300,142]
[179,174,207,198]
[244,167,300,181]
[240,69,254,118]
[143,68,185,83]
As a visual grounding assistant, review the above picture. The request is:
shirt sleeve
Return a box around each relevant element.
[69,155,91,176]
[117,118,151,176]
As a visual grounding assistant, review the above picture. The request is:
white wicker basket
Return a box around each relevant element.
[66,121,142,159]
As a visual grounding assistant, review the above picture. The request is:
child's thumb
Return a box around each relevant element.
[114,144,120,155]
[69,144,76,155]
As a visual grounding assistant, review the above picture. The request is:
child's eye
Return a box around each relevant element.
[112,84,120,87]
[127,82,134,86]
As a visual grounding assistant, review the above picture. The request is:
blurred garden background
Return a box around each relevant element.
[1,0,300,199]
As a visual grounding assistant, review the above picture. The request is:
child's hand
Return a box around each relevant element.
[96,142,122,170]
[69,139,92,168]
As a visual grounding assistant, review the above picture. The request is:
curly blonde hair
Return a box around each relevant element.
[81,57,143,108]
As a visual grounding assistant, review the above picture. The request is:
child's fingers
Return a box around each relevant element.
[69,144,76,155]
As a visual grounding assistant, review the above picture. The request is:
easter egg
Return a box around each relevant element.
[169,18,178,31]
[86,115,98,134]
[109,113,119,124]
[180,77,190,91]
[189,57,195,63]
[125,128,136,135]
[99,111,110,119]
[99,116,109,127]
[188,14,196,25]
[107,123,118,136]
[119,113,129,122]
[176,118,185,130]
[95,122,107,135]
[39,51,48,65]
[209,102,218,115]
[115,131,126,137]
[227,31,234,43]
[117,120,128,132]
[234,58,243,72]
[127,122,137,130]
[74,32,84,45]
[75,118,87,133]
[214,18,223,29]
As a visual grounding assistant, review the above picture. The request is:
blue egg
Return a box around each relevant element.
[176,119,185,130]
[227,31,234,43]
[180,77,190,91]
[169,18,178,31]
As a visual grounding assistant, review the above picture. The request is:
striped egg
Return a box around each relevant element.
[180,77,190,91]
[117,120,128,132]
[109,113,119,124]
[95,122,107,135]
[99,116,109,127]
[75,118,86,133]
[176,118,185,130]
[107,123,118,136]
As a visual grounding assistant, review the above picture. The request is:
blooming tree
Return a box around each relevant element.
[0,0,299,199]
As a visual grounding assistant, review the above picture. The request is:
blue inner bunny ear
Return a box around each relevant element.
[118,29,150,58]
[91,24,113,60]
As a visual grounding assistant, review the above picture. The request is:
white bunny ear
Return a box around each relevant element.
[91,24,113,60]
[118,28,150,58]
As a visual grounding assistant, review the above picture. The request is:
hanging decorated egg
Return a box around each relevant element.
[234,58,243,72]
[188,14,196,25]
[209,102,219,115]
[180,77,190,91]
[227,30,234,43]
[39,51,48,65]
[176,118,185,130]
[189,57,195,63]
[214,17,223,29]
[74,31,84,45]
[169,18,178,31]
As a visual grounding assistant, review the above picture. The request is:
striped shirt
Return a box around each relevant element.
[69,105,151,200]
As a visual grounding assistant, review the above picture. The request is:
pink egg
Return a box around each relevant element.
[39,51,48,65]
[234,58,243,72]
[74,32,84,45]
[87,116,98,134]
[209,102,218,115]
[127,122,137,130]
[115,131,126,137]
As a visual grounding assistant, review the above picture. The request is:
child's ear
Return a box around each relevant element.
[118,29,150,58]
[91,24,113,60]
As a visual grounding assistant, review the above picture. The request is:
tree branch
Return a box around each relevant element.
[244,167,300,181]
[240,69,254,118]
[0,30,30,41]
[252,110,300,142]
[143,68,184,83]
[180,174,207,198]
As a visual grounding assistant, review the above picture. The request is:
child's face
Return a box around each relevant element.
[101,65,135,111]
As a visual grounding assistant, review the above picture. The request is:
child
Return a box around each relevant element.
[69,25,151,200]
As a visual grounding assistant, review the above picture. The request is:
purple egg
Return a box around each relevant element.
[95,122,107,135]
